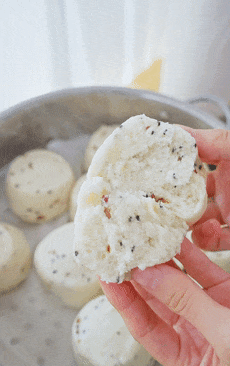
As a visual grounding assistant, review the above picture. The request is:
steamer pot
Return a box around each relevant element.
[0,87,230,366]
[0,86,229,168]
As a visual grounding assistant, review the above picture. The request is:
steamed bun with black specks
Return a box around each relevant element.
[0,222,32,293]
[84,124,120,171]
[6,149,75,223]
[34,222,102,308]
[69,174,87,221]
[72,295,156,366]
[74,115,207,283]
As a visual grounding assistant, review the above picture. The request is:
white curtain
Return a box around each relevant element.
[1,0,230,112]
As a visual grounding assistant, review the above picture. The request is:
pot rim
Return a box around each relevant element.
[0,86,226,130]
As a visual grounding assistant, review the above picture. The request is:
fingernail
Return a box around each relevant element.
[132,266,164,290]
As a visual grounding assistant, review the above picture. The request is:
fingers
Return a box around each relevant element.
[206,171,216,198]
[131,263,230,359]
[175,238,230,290]
[190,202,224,228]
[131,279,179,327]
[131,259,182,326]
[215,161,230,226]
[179,126,230,164]
[192,219,230,251]
[100,280,180,366]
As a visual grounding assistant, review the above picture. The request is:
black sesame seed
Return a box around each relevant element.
[128,216,132,222]
[157,121,161,126]
[194,163,197,167]
[120,242,123,247]
[120,124,123,128]
[208,164,216,171]
[174,186,177,188]
[136,215,140,221]
[163,129,168,135]
[116,276,120,283]
[179,146,183,149]
[172,148,176,153]
[143,194,148,198]
[151,130,155,135]
[173,173,176,179]
[52,270,57,274]
[194,143,197,148]
[199,165,202,170]
[131,246,135,253]
[75,251,79,256]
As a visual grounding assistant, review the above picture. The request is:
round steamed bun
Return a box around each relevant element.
[74,115,207,283]
[72,295,156,366]
[34,222,102,308]
[69,174,87,221]
[84,124,119,170]
[0,222,32,293]
[6,149,75,223]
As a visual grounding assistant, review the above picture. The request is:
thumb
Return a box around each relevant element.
[179,127,230,164]
[132,264,230,362]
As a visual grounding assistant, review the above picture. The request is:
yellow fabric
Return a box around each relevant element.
[130,58,162,92]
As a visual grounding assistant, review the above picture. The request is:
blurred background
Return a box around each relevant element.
[1,0,230,113]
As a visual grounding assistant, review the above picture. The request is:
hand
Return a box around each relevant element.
[182,127,230,251]
[100,239,230,365]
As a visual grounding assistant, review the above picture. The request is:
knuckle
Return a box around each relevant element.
[167,289,193,316]
[216,129,230,144]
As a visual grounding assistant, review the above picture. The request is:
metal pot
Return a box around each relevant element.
[0,87,230,169]
[0,87,230,366]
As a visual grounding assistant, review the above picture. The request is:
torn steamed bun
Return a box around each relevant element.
[74,115,207,283]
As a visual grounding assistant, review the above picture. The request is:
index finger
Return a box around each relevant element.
[180,126,230,164]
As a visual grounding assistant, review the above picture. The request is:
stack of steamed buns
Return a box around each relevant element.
[1,115,228,365]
